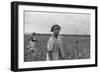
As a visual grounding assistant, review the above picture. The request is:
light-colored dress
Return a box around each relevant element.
[28,38,36,50]
[28,38,37,55]
[46,35,66,60]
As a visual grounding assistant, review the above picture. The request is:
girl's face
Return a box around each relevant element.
[53,26,60,35]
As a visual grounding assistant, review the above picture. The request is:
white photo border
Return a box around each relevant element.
[18,5,96,69]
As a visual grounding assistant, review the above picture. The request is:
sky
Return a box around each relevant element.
[24,11,91,35]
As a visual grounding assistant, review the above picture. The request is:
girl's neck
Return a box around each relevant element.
[53,34,58,39]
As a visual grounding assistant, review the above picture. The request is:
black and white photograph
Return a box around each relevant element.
[24,11,90,62]
[11,1,97,71]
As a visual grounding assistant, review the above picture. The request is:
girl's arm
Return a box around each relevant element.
[47,40,54,51]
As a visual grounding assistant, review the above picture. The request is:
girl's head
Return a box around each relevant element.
[51,25,61,35]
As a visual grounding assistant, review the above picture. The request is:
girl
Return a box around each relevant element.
[46,25,66,60]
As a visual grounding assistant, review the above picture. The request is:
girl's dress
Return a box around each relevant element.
[46,35,66,60]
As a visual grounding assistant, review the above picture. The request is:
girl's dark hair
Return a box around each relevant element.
[51,25,61,32]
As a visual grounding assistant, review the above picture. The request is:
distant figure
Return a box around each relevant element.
[46,25,66,60]
[28,33,38,56]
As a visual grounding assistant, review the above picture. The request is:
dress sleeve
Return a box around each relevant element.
[47,38,54,51]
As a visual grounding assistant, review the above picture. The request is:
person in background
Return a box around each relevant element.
[28,33,38,56]
[46,24,66,60]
